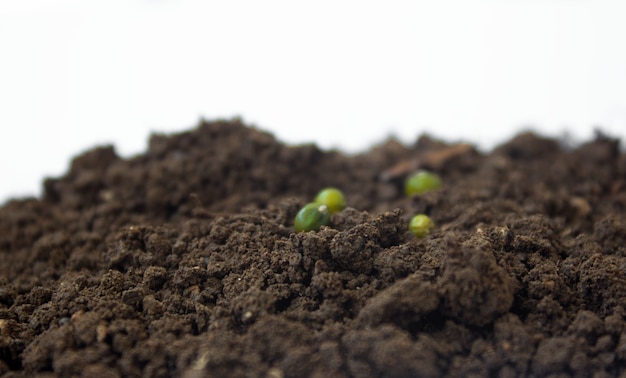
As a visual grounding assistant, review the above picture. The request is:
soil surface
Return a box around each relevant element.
[2,120,626,377]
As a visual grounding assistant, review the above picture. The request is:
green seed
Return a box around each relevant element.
[294,203,331,233]
[409,214,435,238]
[314,188,346,214]
[405,170,442,196]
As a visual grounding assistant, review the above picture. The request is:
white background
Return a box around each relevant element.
[1,0,626,204]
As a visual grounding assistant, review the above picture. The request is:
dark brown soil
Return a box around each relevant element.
[2,119,626,377]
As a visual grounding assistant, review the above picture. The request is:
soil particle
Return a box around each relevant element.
[2,119,626,377]
[438,236,515,327]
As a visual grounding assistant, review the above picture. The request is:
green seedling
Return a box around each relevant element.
[314,188,346,214]
[294,203,331,233]
[405,170,442,196]
[409,214,435,238]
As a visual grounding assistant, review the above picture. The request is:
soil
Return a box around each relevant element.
[1,119,626,377]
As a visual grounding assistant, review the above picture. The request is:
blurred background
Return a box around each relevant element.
[1,0,626,204]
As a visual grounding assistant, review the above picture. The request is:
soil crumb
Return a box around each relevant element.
[2,120,626,377]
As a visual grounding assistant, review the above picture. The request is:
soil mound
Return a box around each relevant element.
[2,120,626,377]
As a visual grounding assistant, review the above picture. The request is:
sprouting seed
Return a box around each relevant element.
[409,214,435,238]
[314,188,346,214]
[405,170,442,196]
[294,203,331,233]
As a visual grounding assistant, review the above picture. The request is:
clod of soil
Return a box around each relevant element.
[1,119,626,377]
